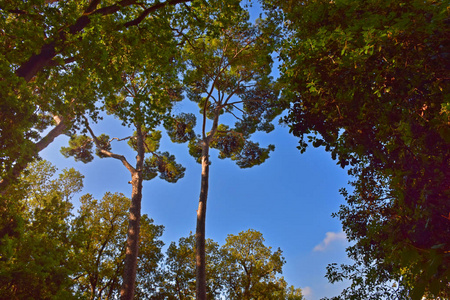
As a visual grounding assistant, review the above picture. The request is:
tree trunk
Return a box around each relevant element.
[120,171,142,300]
[120,124,145,300]
[196,142,210,300]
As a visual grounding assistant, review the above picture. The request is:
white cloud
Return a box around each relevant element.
[313,231,347,252]
[301,286,313,298]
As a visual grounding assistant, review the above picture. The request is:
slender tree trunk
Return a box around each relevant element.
[196,142,210,300]
[120,171,142,300]
[120,124,145,300]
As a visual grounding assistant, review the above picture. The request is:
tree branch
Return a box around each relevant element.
[82,116,136,174]
[124,0,191,27]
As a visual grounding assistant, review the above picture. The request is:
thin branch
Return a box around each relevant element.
[123,0,191,27]
[225,107,243,121]
[202,72,221,139]
[230,104,245,114]
[82,116,136,174]
[109,136,133,144]
[225,100,245,107]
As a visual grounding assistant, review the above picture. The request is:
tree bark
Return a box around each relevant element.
[196,142,209,300]
[120,170,142,300]
[120,124,145,300]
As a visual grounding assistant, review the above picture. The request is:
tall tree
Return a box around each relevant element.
[273,0,450,298]
[0,0,192,192]
[62,92,185,300]
[61,66,185,299]
[165,8,281,298]
[0,160,84,299]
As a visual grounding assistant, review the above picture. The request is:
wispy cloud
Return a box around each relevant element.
[301,286,313,298]
[313,231,347,252]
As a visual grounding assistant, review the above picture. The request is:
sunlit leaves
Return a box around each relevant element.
[95,133,112,158]
[210,124,245,159]
[160,233,222,299]
[188,138,203,163]
[178,5,281,169]
[73,192,165,299]
[128,129,162,154]
[0,160,83,299]
[159,229,301,300]
[1,0,192,187]
[220,229,287,300]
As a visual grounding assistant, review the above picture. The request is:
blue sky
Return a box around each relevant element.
[40,2,354,299]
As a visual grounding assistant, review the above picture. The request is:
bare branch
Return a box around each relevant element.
[109,136,133,143]
[224,106,243,121]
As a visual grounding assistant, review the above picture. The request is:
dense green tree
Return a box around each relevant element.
[273,0,450,298]
[165,6,281,298]
[220,229,287,300]
[72,192,164,300]
[0,160,84,299]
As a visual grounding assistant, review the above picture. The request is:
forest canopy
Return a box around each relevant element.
[1,0,449,299]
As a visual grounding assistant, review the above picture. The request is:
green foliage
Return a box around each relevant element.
[210,127,275,168]
[221,229,286,300]
[188,138,204,164]
[60,134,94,163]
[159,233,223,299]
[233,141,275,169]
[172,5,281,167]
[158,230,303,300]
[143,152,186,183]
[165,113,197,144]
[0,160,83,299]
[0,0,191,187]
[210,124,246,159]
[72,192,165,299]
[128,129,162,154]
[95,134,112,158]
[276,0,450,298]
[0,160,166,299]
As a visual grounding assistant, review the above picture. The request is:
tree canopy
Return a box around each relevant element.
[275,0,450,298]
[2,1,448,299]
[0,160,84,299]
[0,0,190,191]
